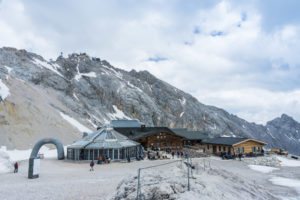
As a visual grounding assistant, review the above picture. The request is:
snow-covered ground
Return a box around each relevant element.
[0,146,67,173]
[0,79,10,100]
[248,165,279,173]
[0,152,300,200]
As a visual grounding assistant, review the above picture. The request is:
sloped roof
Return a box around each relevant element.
[110,120,142,128]
[68,125,140,149]
[171,128,210,140]
[114,127,179,140]
[202,137,249,146]
[202,137,267,146]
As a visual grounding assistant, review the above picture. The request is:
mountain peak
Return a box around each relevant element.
[280,113,294,121]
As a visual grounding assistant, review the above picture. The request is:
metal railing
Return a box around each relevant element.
[136,157,193,200]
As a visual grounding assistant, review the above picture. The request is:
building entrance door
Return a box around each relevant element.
[213,146,217,154]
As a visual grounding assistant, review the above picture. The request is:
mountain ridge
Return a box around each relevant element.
[0,47,299,155]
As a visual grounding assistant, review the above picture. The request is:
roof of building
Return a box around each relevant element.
[114,127,210,141]
[110,120,143,128]
[113,127,179,140]
[171,128,210,140]
[202,137,267,146]
[68,125,140,149]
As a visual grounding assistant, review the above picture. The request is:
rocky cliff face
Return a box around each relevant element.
[0,47,299,155]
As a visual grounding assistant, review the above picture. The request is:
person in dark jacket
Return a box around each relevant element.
[90,160,94,171]
[14,162,18,173]
[172,152,175,159]
[238,153,242,161]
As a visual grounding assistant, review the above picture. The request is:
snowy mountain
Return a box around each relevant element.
[0,47,299,155]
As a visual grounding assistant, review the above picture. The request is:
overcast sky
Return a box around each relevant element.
[1,0,300,124]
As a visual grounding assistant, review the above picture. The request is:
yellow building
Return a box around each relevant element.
[202,137,267,155]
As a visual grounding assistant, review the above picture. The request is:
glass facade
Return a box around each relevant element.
[67,125,142,161]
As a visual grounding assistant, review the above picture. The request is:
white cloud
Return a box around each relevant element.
[1,0,300,124]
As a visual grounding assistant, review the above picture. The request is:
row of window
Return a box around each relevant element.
[207,145,228,151]
[236,146,260,153]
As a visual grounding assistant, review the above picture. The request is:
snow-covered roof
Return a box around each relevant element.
[68,125,140,149]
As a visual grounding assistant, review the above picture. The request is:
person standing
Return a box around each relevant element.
[98,155,102,164]
[177,151,180,158]
[172,152,175,159]
[90,160,94,171]
[14,162,18,173]
[238,153,242,161]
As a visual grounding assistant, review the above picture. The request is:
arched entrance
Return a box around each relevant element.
[30,137,65,159]
[28,137,64,179]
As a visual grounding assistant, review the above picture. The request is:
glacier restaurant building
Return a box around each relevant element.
[66,125,143,161]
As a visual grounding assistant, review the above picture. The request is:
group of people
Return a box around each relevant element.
[89,155,111,171]
[171,151,188,159]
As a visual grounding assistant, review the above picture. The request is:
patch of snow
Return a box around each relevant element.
[0,150,12,174]
[127,81,143,93]
[277,156,300,167]
[179,97,186,106]
[75,72,97,81]
[269,177,300,192]
[0,79,10,100]
[4,65,12,73]
[87,119,98,128]
[213,123,217,130]
[74,59,97,81]
[108,105,131,120]
[248,165,279,173]
[59,112,92,133]
[101,64,123,79]
[73,93,80,101]
[242,125,246,129]
[180,112,184,118]
[222,135,231,137]
[33,58,63,77]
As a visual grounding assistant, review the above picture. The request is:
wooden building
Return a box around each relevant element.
[201,137,267,155]
[114,127,185,150]
[114,126,209,150]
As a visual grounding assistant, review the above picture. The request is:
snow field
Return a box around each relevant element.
[248,165,279,173]
[0,79,10,100]
[59,112,92,133]
[269,177,300,194]
[277,156,300,167]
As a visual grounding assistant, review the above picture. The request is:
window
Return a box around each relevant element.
[256,146,260,152]
[223,146,226,151]
[207,144,210,149]
[236,147,240,153]
[252,146,255,152]
[241,147,244,153]
[219,146,221,151]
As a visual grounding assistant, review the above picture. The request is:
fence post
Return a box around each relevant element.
[137,168,141,200]
[187,156,190,191]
